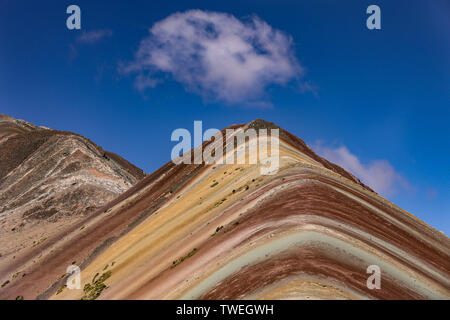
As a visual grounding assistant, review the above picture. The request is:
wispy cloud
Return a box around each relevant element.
[313,142,411,197]
[76,29,113,44]
[122,10,306,106]
[425,188,438,200]
[69,29,113,61]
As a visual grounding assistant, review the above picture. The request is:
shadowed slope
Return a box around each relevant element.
[0,114,145,298]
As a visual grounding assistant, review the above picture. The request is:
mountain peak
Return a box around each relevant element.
[0,116,448,301]
[0,115,145,291]
[247,118,279,130]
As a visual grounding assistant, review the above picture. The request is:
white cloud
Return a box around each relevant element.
[77,29,113,44]
[123,10,304,106]
[313,143,410,197]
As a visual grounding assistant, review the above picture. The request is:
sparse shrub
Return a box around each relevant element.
[81,270,112,300]
[56,285,67,295]
[214,198,227,207]
[32,237,47,248]
[211,226,224,237]
[171,248,197,269]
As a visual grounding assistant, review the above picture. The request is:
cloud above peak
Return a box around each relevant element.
[313,143,411,197]
[123,10,304,106]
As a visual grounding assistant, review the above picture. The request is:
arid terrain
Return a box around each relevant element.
[0,114,145,297]
[0,115,449,300]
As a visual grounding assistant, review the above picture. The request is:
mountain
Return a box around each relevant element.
[0,117,449,300]
[0,114,145,297]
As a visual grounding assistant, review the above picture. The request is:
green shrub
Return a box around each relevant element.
[214,198,227,207]
[210,226,224,237]
[81,270,112,300]
[171,248,197,269]
[56,285,67,295]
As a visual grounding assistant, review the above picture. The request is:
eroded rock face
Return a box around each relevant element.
[0,114,145,275]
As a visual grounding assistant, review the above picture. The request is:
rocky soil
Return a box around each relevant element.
[0,114,145,280]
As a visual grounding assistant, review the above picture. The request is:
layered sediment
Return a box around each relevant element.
[1,117,448,300]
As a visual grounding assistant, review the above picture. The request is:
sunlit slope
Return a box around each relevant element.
[54,120,450,300]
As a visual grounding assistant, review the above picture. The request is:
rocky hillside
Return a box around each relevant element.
[0,114,145,292]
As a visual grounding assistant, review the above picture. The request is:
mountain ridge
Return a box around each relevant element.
[0,114,146,296]
[0,115,448,300]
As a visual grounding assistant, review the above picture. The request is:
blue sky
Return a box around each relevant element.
[1,0,449,234]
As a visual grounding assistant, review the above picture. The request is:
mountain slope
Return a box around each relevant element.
[51,119,449,300]
[0,114,145,297]
[1,118,449,300]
